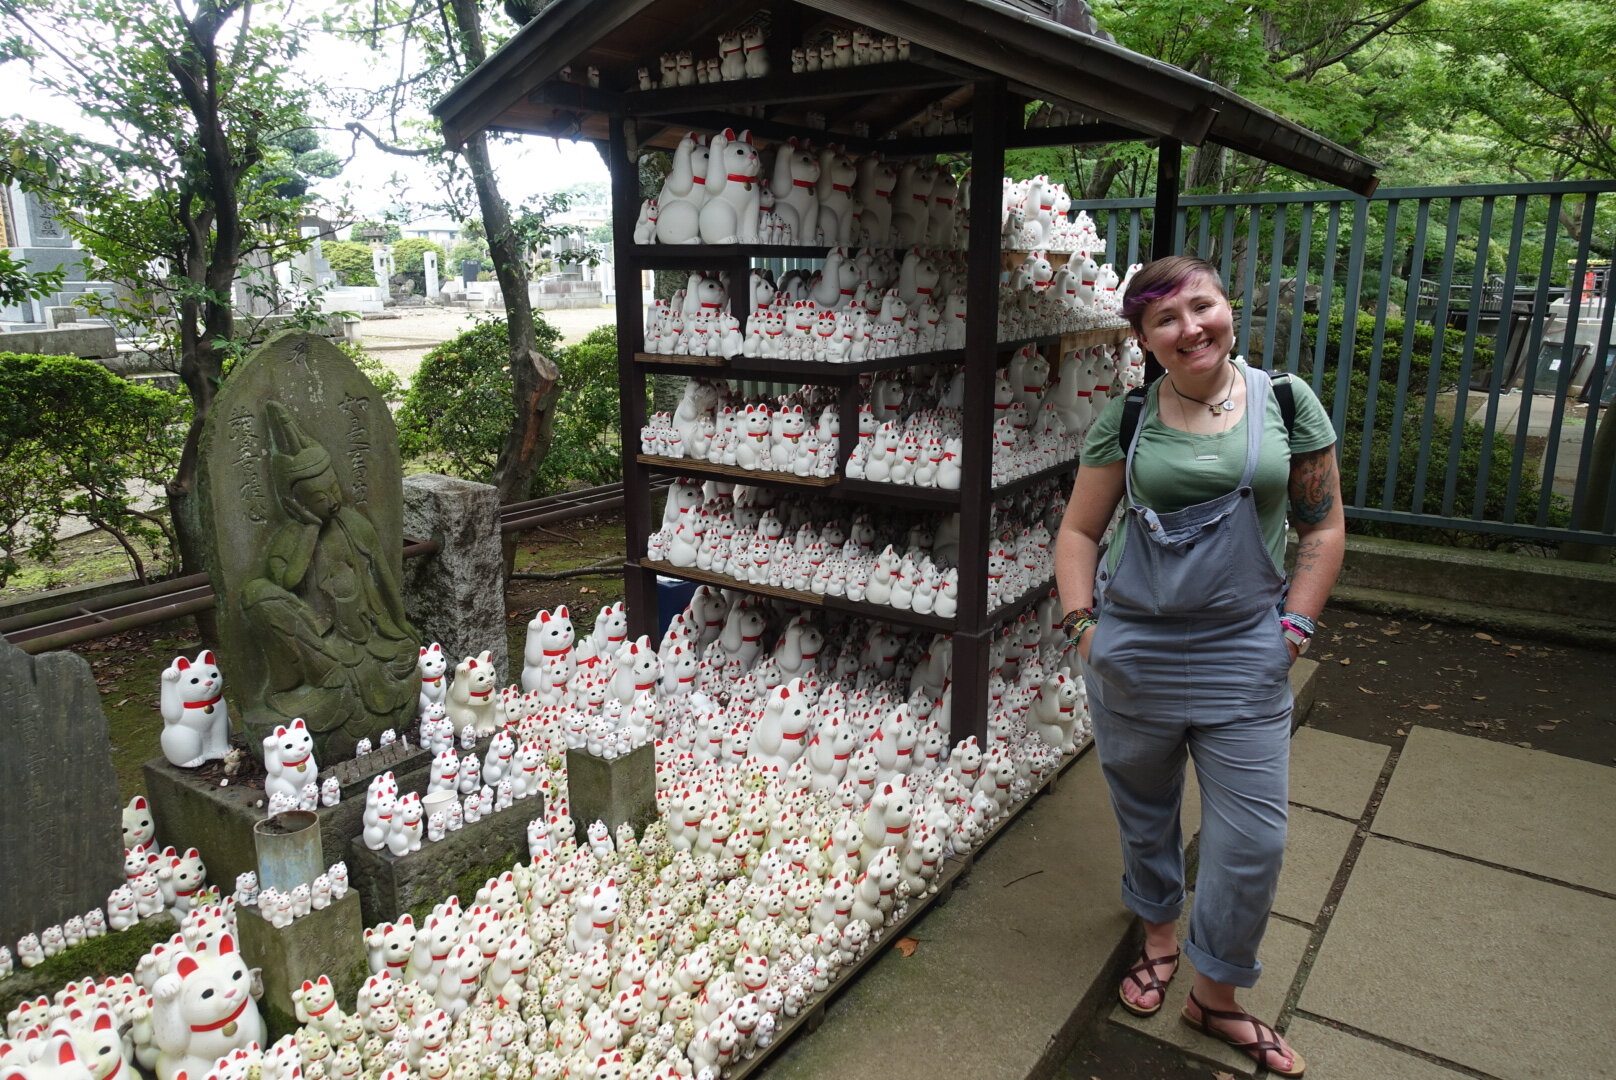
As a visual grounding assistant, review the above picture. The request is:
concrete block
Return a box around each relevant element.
[0,325,117,358]
[143,743,431,898]
[345,794,539,925]
[1289,727,1388,820]
[1300,838,1616,1080]
[44,306,82,328]
[1113,911,1312,1076]
[1373,726,1616,892]
[402,475,507,685]
[566,743,657,841]
[0,639,125,946]
[236,891,366,1040]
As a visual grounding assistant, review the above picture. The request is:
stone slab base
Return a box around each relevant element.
[345,794,541,925]
[143,744,431,898]
[566,743,657,840]
[235,892,366,1040]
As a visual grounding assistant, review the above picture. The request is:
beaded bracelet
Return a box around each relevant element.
[1064,616,1099,646]
[1279,611,1317,636]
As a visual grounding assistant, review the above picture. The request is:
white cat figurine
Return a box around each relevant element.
[150,933,264,1080]
[160,651,231,769]
[262,718,317,804]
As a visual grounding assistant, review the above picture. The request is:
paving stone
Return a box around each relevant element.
[1289,727,1388,820]
[1373,726,1616,892]
[1110,901,1312,1076]
[1283,1018,1470,1080]
[1299,838,1616,1080]
[1272,807,1356,926]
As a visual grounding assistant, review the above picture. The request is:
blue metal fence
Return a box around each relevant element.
[1080,180,1616,548]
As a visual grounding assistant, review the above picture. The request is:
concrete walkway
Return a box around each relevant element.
[752,717,1616,1080]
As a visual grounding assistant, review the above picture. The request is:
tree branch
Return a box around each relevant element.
[1284,0,1429,82]
[346,120,446,157]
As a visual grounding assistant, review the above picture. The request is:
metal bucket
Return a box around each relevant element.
[252,810,323,894]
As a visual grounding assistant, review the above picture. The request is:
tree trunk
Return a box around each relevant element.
[1559,401,1616,564]
[448,0,561,511]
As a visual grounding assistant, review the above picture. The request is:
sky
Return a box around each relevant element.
[0,6,610,229]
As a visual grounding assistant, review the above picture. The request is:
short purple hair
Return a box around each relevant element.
[1120,255,1226,335]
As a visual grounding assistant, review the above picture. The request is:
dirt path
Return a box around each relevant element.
[356,305,617,382]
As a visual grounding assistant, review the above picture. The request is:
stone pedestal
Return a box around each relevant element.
[143,741,431,897]
[345,795,540,924]
[236,891,365,1040]
[566,743,657,840]
[402,474,506,684]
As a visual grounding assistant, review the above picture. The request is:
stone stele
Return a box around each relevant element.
[199,329,420,764]
[0,637,124,946]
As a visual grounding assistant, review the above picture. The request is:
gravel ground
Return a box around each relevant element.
[355,304,618,382]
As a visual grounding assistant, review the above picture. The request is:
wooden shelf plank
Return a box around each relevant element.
[636,455,839,488]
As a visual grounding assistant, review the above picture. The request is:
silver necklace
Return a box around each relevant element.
[1169,362,1237,415]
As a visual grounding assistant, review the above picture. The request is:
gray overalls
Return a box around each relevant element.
[1084,364,1292,989]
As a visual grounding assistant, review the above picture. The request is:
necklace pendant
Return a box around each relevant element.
[1220,399,1236,413]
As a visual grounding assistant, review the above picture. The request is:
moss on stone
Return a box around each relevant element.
[0,914,175,1015]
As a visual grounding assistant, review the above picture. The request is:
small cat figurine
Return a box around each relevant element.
[160,651,231,769]
[123,795,156,848]
[418,643,449,713]
[262,718,318,803]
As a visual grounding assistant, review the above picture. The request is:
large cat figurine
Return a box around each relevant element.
[159,651,231,769]
[150,933,264,1080]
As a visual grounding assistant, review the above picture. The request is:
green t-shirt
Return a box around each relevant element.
[1079,363,1337,573]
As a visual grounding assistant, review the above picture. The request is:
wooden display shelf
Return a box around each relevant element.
[624,243,831,264]
[991,455,1080,498]
[1060,324,1133,349]
[634,347,968,380]
[637,559,956,634]
[637,455,839,488]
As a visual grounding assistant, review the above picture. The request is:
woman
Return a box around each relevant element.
[1054,256,1344,1077]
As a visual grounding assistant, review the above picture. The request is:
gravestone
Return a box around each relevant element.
[402,474,506,684]
[198,330,420,764]
[0,638,124,946]
[422,251,440,299]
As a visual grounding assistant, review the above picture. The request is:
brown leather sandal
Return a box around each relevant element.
[1180,990,1306,1077]
[1116,948,1180,1017]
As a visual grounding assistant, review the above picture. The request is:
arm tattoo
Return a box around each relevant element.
[1289,446,1338,526]
[1295,535,1324,576]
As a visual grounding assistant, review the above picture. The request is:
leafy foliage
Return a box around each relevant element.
[336,341,405,410]
[1302,313,1567,548]
[392,238,445,274]
[533,324,621,493]
[0,250,67,308]
[396,318,620,496]
[0,353,187,586]
[323,241,378,286]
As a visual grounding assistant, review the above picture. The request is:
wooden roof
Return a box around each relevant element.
[434,0,1379,195]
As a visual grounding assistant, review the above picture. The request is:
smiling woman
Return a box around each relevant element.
[1054,254,1346,1077]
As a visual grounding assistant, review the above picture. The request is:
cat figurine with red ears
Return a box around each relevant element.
[262,719,318,803]
[446,651,499,735]
[150,933,264,1080]
[160,651,231,768]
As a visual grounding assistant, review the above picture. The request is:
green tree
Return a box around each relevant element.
[332,0,598,510]
[0,352,187,585]
[323,240,378,285]
[0,0,333,575]
[0,249,66,307]
[392,237,446,274]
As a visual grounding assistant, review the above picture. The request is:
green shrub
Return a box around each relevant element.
[323,241,376,287]
[336,341,404,410]
[1302,313,1565,549]
[392,238,445,274]
[395,319,621,497]
[0,353,187,585]
[534,324,622,493]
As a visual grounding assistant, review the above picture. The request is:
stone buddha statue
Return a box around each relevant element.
[239,401,418,761]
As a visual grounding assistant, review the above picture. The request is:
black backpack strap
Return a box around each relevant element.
[1118,387,1149,458]
[1271,371,1297,440]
